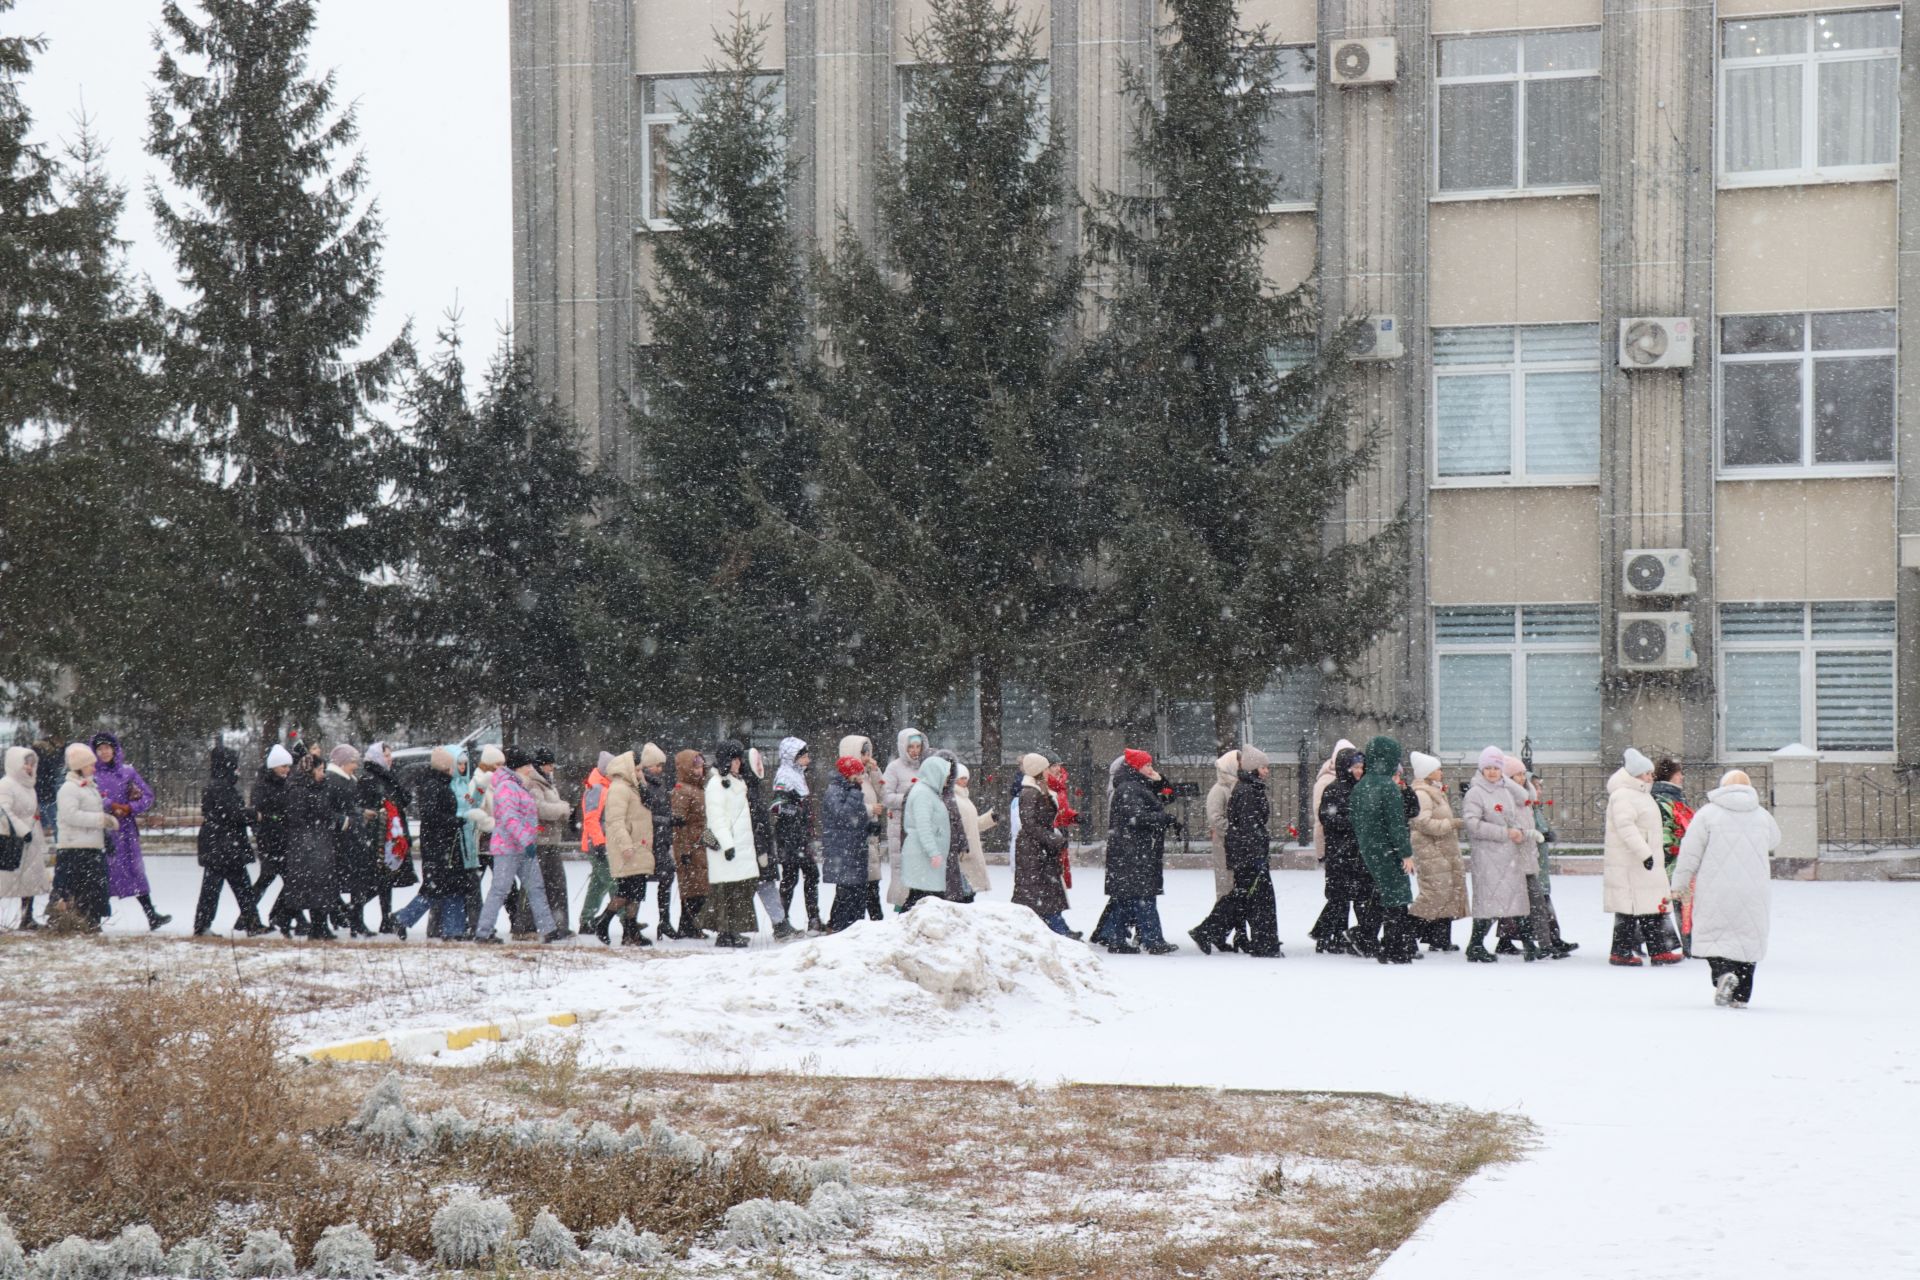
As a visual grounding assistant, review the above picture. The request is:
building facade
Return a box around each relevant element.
[510,0,1916,793]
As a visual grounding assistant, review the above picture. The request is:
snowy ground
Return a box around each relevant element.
[8,857,1914,1280]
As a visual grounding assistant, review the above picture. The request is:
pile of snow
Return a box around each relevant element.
[608,900,1117,1053]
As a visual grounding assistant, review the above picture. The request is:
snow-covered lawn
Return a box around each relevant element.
[5,858,1912,1279]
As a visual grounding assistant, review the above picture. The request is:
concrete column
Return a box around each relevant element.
[812,0,890,248]
[1316,0,1430,741]
[1770,744,1820,861]
[1894,11,1920,765]
[789,0,819,249]
[1595,0,1715,766]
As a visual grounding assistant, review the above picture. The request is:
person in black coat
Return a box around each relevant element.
[193,746,267,936]
[389,745,475,940]
[640,744,678,937]
[322,745,378,937]
[250,745,297,934]
[358,746,415,935]
[821,756,879,932]
[1093,750,1179,955]
[1189,746,1282,958]
[281,753,341,939]
[1311,747,1373,955]
[743,748,797,939]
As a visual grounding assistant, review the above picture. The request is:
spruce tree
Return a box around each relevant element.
[0,0,76,430]
[1084,0,1404,745]
[813,0,1082,767]
[147,0,408,735]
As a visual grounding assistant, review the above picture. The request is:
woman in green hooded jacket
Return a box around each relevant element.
[1348,736,1419,964]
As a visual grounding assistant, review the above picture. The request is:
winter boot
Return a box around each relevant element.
[541,927,575,944]
[1106,941,1141,955]
[1188,927,1219,955]
[1494,938,1520,956]
[592,906,617,946]
[772,919,799,941]
[1649,950,1685,966]
[1609,952,1645,967]
[619,911,652,947]
[140,895,172,931]
[1714,971,1739,1006]
[19,898,39,930]
[1466,921,1497,963]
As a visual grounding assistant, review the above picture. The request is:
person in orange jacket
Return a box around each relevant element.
[575,752,614,933]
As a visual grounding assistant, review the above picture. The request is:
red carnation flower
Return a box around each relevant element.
[1494,804,1504,812]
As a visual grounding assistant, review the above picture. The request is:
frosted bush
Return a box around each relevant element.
[537,1120,579,1150]
[583,1219,666,1266]
[308,1227,378,1280]
[516,1213,579,1270]
[29,1238,106,1280]
[647,1118,706,1166]
[230,1233,294,1279]
[806,1181,867,1233]
[421,1108,475,1149]
[506,1120,545,1149]
[0,1214,25,1280]
[103,1227,166,1280]
[352,1075,408,1129]
[430,1195,514,1269]
[358,1106,417,1154]
[163,1239,227,1280]
[805,1157,854,1188]
[577,1121,622,1157]
[716,1200,827,1251]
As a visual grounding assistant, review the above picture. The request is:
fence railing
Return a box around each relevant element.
[1819,770,1920,854]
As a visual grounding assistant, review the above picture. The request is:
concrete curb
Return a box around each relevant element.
[301,1010,589,1064]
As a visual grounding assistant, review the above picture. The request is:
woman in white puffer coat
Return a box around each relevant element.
[1604,747,1681,967]
[0,746,54,927]
[1671,770,1779,1008]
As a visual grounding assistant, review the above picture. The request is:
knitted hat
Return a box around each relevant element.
[836,756,865,780]
[596,751,614,773]
[504,744,533,770]
[1020,752,1050,779]
[1123,748,1153,772]
[1502,754,1526,779]
[955,762,971,783]
[1408,751,1441,782]
[1239,745,1271,773]
[641,742,667,769]
[534,746,556,768]
[330,744,360,767]
[64,742,96,772]
[1477,745,1505,771]
[266,744,294,769]
[479,744,506,767]
[1623,747,1655,777]
[430,745,456,773]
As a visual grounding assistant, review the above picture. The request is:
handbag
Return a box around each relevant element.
[0,808,24,874]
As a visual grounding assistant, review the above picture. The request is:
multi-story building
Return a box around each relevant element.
[509,0,1916,823]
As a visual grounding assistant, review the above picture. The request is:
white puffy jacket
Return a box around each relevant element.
[1602,768,1668,915]
[703,771,759,885]
[1672,784,1779,963]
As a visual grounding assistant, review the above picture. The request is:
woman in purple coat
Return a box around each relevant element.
[90,731,171,930]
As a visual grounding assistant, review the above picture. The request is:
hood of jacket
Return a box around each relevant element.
[1707,783,1760,812]
[4,746,34,789]
[916,755,952,794]
[836,734,866,760]
[896,727,927,764]
[1363,736,1401,778]
[776,736,810,796]
[608,751,638,786]
[1213,751,1240,787]
[90,731,124,772]
[1318,738,1358,780]
[675,749,706,787]
[210,745,239,783]
[640,742,667,771]
[1607,767,1651,797]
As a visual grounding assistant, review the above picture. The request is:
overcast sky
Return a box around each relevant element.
[14,0,514,375]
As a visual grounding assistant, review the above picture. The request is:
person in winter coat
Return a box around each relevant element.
[822,748,880,931]
[1012,753,1073,935]
[858,737,888,920]
[1191,746,1283,957]
[577,752,615,934]
[1652,758,1694,957]
[0,746,53,930]
[390,746,477,941]
[52,743,116,930]
[590,750,655,946]
[1499,755,1573,959]
[1311,747,1369,954]
[934,751,971,901]
[283,753,343,940]
[90,731,168,930]
[192,745,266,936]
[1460,746,1536,962]
[899,753,953,909]
[1350,737,1419,964]
[1405,752,1467,951]
[1204,750,1251,953]
[952,762,995,900]
[703,740,761,946]
[772,737,822,932]
[510,747,574,939]
[670,748,711,938]
[1096,750,1179,955]
[1606,748,1682,967]
[356,744,416,936]
[321,745,380,938]
[882,728,929,909]
[249,745,297,934]
[746,746,797,939]
[640,743,678,937]
[472,747,570,944]
[31,736,60,841]
[1671,770,1779,1007]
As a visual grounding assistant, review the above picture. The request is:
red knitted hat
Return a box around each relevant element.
[1123,748,1153,772]
[836,756,866,780]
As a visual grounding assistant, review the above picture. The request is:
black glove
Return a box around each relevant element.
[723,847,736,861]
[1642,856,1654,871]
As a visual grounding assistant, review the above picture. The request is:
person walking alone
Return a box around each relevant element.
[1670,770,1779,1008]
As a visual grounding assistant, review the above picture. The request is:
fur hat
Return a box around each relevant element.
[266,744,294,770]
[641,742,667,770]
[430,745,457,773]
[1408,751,1441,782]
[504,744,533,771]
[64,742,96,773]
[330,744,360,767]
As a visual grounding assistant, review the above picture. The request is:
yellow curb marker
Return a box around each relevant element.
[303,1012,587,1063]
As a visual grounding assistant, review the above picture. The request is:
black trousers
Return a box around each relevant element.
[1352,888,1384,954]
[903,888,946,910]
[866,878,885,920]
[1612,913,1673,956]
[1376,906,1418,961]
[1707,957,1757,1003]
[193,865,261,934]
[826,882,869,932]
[1194,866,1281,956]
[779,858,821,924]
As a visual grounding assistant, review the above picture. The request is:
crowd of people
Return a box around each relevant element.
[0,725,1778,1007]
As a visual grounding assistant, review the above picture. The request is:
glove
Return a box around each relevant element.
[1642,856,1655,871]
[1053,807,1078,830]
[723,847,736,861]
[1531,830,1546,844]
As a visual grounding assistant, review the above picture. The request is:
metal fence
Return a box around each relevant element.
[1819,770,1920,854]
[1521,764,1775,849]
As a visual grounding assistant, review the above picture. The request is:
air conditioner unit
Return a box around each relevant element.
[1618,612,1697,671]
[1618,317,1695,370]
[1350,315,1403,362]
[1328,38,1397,86]
[1623,549,1698,597]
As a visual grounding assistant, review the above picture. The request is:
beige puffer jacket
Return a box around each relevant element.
[1205,750,1239,898]
[602,751,655,879]
[1603,768,1669,915]
[1407,780,1467,921]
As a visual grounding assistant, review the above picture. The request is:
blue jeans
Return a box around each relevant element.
[1106,897,1167,947]
[1042,912,1071,936]
[37,800,56,843]
[475,850,555,937]
[395,892,466,938]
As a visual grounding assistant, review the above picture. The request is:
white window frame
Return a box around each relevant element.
[1717,9,1901,189]
[639,74,700,232]
[1254,44,1318,212]
[1432,606,1603,764]
[896,60,1052,162]
[1717,602,1897,763]
[1716,308,1897,478]
[1430,323,1603,487]
[1432,27,1603,200]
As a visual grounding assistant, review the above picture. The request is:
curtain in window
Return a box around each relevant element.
[1523,371,1600,476]
[1262,93,1317,204]
[1524,76,1601,186]
[1525,652,1601,752]
[1436,374,1511,476]
[1819,57,1898,167]
[1438,82,1517,191]
[1247,669,1322,756]
[1724,64,1802,172]
[1815,650,1895,751]
[1437,654,1512,752]
[1723,651,1803,751]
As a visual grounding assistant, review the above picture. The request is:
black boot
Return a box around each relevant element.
[592,903,620,945]
[19,898,38,930]
[619,910,652,947]
[1466,920,1497,963]
[139,895,172,931]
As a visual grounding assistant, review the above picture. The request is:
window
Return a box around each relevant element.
[1434,606,1602,759]
[1258,46,1317,206]
[1720,9,1899,184]
[1719,310,1895,473]
[1433,324,1601,483]
[1246,667,1322,761]
[1163,701,1219,763]
[918,679,1054,764]
[1720,602,1895,756]
[639,74,785,229]
[1435,29,1600,195]
[898,62,1051,161]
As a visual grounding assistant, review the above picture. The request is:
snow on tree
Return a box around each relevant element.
[428,1193,514,1269]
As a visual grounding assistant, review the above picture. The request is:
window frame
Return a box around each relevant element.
[1715,307,1898,478]
[638,73,701,232]
[1716,602,1897,762]
[1431,605,1603,764]
[1716,9,1901,189]
[1430,323,1604,487]
[1431,26,1604,200]
[895,59,1053,163]
[1253,44,1319,212]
